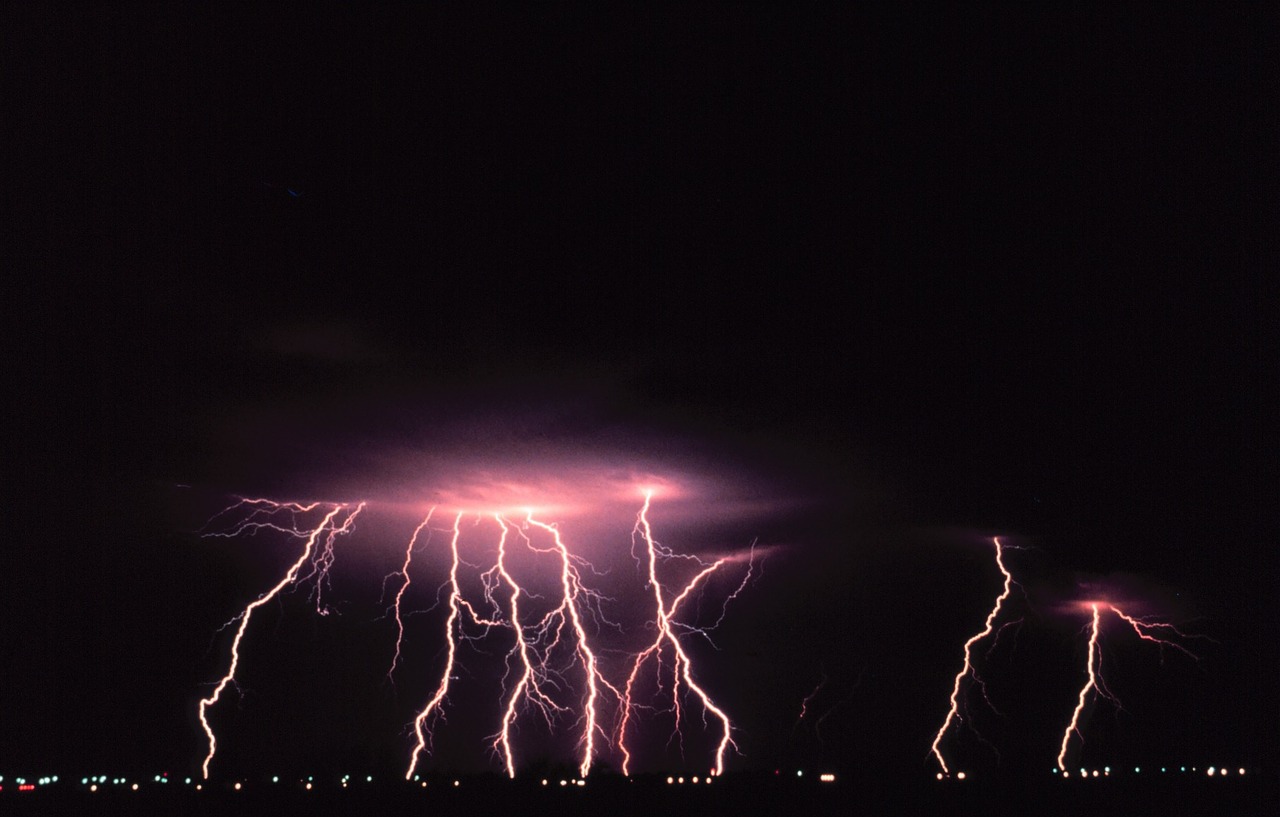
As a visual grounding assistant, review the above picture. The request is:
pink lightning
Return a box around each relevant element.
[198,487,758,779]
[1057,602,1109,773]
[405,513,469,779]
[386,510,435,681]
[1056,600,1199,773]
[930,536,1018,776]
[524,512,624,778]
[488,515,569,778]
[197,500,365,779]
[797,672,829,725]
[617,490,746,777]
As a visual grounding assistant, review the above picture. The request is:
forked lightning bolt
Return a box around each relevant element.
[197,500,365,779]
[1056,602,1198,773]
[406,513,473,779]
[488,515,569,778]
[617,490,750,776]
[405,510,623,779]
[930,537,1018,776]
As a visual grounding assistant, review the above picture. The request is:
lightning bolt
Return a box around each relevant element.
[523,512,624,778]
[386,510,435,681]
[1057,602,1108,774]
[930,536,1018,776]
[488,514,569,778]
[1056,601,1199,773]
[406,513,470,779]
[200,492,756,779]
[197,500,365,779]
[616,491,745,777]
[796,672,829,726]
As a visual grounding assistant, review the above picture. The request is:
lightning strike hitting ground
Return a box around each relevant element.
[616,491,749,777]
[197,500,365,779]
[523,513,625,778]
[406,513,472,779]
[930,537,1019,776]
[1057,602,1109,774]
[488,516,569,778]
[1056,601,1198,773]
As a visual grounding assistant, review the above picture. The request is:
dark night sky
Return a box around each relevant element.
[4,3,1277,785]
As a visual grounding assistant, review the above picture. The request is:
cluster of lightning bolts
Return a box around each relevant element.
[197,492,753,781]
[930,538,1202,778]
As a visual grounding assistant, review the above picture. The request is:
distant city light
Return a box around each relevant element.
[819,773,836,783]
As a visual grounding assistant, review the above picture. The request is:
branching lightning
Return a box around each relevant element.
[616,491,750,776]
[406,512,471,779]
[929,537,1019,776]
[199,490,758,779]
[1056,601,1198,773]
[197,500,365,779]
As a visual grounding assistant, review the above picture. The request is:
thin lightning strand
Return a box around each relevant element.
[797,672,829,725]
[1057,602,1104,773]
[1108,605,1202,662]
[617,491,739,777]
[929,536,1017,776]
[197,501,364,779]
[386,510,436,681]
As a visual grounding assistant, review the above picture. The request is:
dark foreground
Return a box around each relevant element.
[2,773,1270,817]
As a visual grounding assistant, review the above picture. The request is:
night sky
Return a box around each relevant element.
[5,4,1276,786]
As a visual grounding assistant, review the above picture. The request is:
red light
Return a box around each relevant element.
[18,784,36,792]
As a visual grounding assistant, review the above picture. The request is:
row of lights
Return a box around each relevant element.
[1,771,850,793]
[1055,765,1247,778]
[666,775,713,785]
